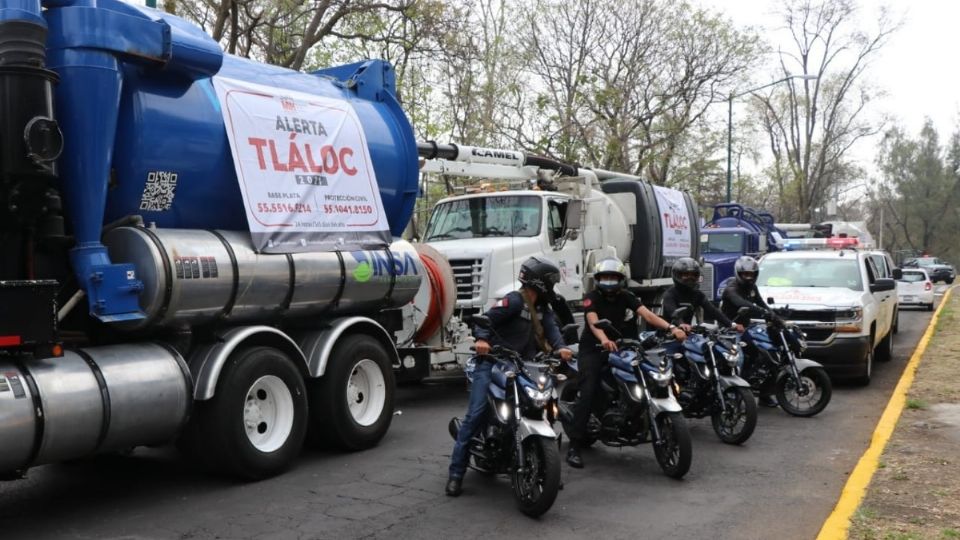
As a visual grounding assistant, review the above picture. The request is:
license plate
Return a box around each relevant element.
[902,295,917,302]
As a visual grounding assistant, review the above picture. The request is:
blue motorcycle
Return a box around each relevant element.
[447,316,567,517]
[738,307,832,417]
[673,321,757,445]
[559,320,692,479]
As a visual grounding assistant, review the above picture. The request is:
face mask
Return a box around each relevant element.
[598,279,619,288]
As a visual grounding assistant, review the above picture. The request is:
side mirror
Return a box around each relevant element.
[472,315,493,329]
[734,306,754,323]
[870,278,896,293]
[893,268,903,280]
[767,297,775,305]
[672,305,691,324]
[593,319,615,332]
[562,323,579,344]
[563,199,583,230]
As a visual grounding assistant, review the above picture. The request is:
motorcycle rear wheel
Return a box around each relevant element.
[512,436,561,517]
[776,367,832,417]
[711,387,757,445]
[653,412,692,479]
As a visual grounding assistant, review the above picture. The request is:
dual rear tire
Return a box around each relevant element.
[180,336,394,480]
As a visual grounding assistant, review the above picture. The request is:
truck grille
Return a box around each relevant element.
[449,258,484,302]
[779,309,837,322]
[802,328,834,342]
[700,263,715,299]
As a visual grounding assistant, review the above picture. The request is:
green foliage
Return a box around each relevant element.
[905,398,928,410]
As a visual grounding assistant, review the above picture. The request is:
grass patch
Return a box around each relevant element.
[905,398,928,410]
[892,472,909,481]
[943,529,960,539]
[879,461,887,469]
[883,533,921,540]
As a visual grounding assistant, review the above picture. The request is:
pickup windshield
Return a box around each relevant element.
[758,258,863,291]
[424,195,542,241]
[701,232,743,254]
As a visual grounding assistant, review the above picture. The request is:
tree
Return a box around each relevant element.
[870,120,960,259]
[754,0,898,221]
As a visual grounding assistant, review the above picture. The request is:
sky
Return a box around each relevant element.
[697,0,960,181]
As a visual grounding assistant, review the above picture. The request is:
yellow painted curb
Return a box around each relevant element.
[816,286,955,540]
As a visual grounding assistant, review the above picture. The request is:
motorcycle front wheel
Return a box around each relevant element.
[511,436,561,517]
[653,412,692,479]
[776,366,832,417]
[711,387,758,445]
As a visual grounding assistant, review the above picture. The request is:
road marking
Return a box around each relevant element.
[816,286,956,540]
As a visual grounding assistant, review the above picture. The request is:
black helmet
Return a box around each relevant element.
[519,256,561,300]
[672,257,701,291]
[735,256,760,286]
[594,257,626,294]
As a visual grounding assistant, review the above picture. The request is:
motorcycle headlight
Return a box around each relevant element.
[724,349,740,367]
[524,385,552,407]
[648,369,673,387]
[496,400,512,423]
[631,383,645,400]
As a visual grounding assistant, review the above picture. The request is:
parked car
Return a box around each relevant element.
[903,257,955,284]
[897,268,935,311]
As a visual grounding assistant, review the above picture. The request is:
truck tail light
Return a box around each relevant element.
[0,335,22,347]
[925,281,933,291]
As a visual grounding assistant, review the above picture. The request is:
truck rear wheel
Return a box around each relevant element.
[183,346,308,480]
[309,335,395,450]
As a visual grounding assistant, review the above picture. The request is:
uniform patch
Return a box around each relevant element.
[583,298,592,308]
[495,297,510,308]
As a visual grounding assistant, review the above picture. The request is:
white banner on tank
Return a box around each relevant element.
[653,185,692,258]
[213,76,390,253]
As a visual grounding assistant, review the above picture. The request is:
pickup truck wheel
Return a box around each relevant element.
[927,302,935,312]
[875,331,893,363]
[181,346,308,480]
[892,309,899,334]
[308,335,395,451]
[852,342,873,386]
[947,277,955,285]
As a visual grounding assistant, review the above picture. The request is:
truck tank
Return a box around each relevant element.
[601,180,700,280]
[28,0,420,321]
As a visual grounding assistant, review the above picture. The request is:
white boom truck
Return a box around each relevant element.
[415,142,701,367]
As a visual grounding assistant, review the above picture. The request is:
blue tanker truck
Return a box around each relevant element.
[0,0,453,480]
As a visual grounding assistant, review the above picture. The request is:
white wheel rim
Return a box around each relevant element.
[347,359,386,426]
[243,375,295,453]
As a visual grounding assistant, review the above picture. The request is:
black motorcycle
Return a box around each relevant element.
[447,316,570,517]
[558,320,692,479]
[737,306,833,417]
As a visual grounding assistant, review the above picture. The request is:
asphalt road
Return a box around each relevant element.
[0,293,943,540]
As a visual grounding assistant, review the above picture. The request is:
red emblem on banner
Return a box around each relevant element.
[583,298,592,308]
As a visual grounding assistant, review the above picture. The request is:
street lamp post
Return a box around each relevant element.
[725,74,818,203]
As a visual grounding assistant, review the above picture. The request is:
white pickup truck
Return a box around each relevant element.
[756,240,899,385]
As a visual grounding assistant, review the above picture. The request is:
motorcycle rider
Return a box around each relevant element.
[446,256,574,497]
[720,256,782,407]
[662,257,743,333]
[566,257,687,469]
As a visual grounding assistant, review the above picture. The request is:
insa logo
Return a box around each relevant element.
[350,251,420,282]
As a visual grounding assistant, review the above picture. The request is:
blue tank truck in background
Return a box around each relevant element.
[0,0,457,480]
[699,204,789,302]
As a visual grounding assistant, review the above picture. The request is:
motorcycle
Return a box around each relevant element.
[558,319,692,479]
[737,304,833,417]
[672,310,758,445]
[447,315,568,517]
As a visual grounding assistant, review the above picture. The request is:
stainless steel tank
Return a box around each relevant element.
[0,343,191,474]
[103,227,423,329]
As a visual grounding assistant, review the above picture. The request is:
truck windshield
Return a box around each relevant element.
[701,232,743,253]
[424,195,542,240]
[758,258,863,291]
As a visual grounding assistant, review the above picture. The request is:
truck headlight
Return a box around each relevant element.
[836,307,863,333]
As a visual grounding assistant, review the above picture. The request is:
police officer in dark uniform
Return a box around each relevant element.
[720,255,781,407]
[446,256,573,497]
[566,257,686,468]
[662,257,743,333]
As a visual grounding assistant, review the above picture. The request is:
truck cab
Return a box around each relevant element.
[423,190,585,319]
[701,204,785,301]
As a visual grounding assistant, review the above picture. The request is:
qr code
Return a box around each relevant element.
[139,171,178,211]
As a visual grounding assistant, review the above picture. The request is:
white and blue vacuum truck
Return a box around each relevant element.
[0,0,459,480]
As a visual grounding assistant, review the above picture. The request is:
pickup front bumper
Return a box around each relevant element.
[803,335,871,379]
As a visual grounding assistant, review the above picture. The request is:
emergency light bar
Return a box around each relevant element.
[781,237,860,251]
